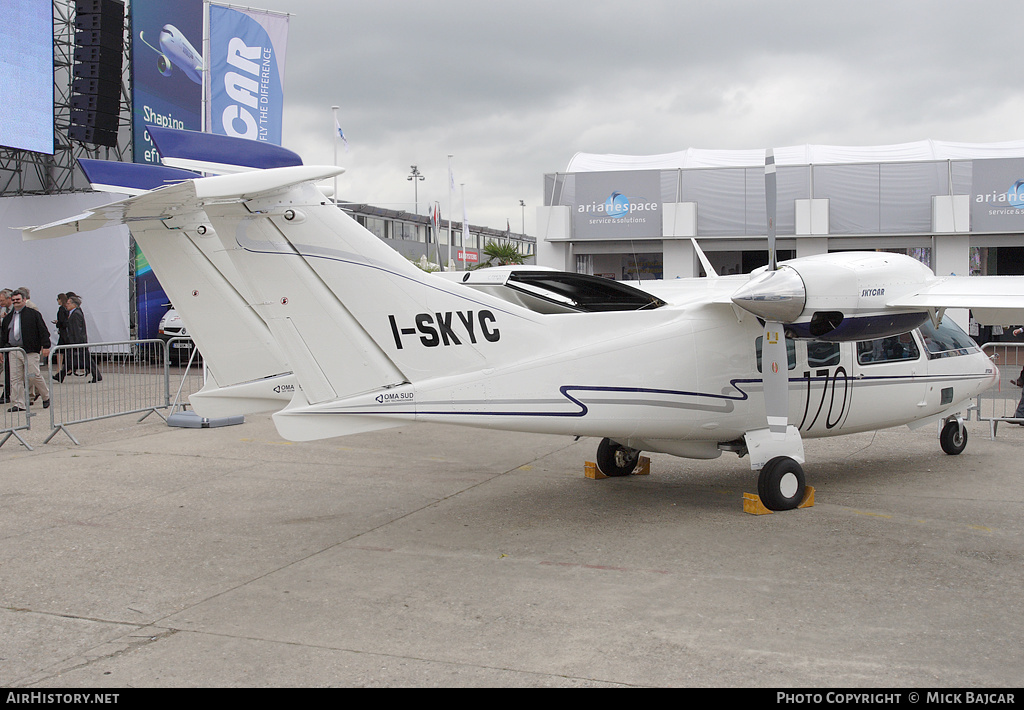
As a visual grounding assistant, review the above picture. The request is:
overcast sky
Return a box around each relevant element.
[261,0,1024,234]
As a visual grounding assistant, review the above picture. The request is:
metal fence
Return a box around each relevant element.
[970,342,1024,438]
[0,347,34,450]
[0,337,208,447]
[164,336,205,414]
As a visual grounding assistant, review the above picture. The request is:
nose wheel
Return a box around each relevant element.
[939,419,967,455]
[757,456,806,511]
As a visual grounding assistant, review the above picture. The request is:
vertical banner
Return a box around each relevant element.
[130,0,203,338]
[130,0,204,166]
[207,4,288,145]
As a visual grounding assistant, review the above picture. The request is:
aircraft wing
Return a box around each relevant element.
[887,275,1024,326]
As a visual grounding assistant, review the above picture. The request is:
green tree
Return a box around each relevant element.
[473,240,526,269]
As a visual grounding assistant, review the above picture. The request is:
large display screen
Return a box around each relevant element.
[0,0,54,154]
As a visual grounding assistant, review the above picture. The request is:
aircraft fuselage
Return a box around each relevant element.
[281,290,996,455]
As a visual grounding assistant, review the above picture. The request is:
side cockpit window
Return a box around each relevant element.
[857,331,920,365]
[807,341,841,368]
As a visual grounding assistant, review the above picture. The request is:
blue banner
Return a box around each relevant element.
[208,5,288,145]
[130,0,203,166]
[129,0,204,338]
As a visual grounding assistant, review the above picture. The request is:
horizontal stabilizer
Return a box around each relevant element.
[21,201,129,240]
[78,159,200,195]
[188,372,296,418]
[148,125,305,175]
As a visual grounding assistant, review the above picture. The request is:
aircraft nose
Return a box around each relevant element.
[731,267,807,323]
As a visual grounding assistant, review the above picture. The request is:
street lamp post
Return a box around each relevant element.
[519,199,525,235]
[407,165,424,214]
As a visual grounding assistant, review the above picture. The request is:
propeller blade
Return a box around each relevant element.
[762,150,787,438]
[762,321,789,439]
[765,148,777,272]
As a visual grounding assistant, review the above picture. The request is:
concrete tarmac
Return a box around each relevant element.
[1,411,1022,687]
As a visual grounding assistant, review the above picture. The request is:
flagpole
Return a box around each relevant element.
[447,155,453,271]
[331,106,340,206]
[460,183,466,271]
[202,1,210,132]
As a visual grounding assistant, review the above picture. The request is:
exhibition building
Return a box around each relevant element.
[536,142,1024,286]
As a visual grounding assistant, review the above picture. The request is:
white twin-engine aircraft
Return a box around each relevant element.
[25,129,1024,511]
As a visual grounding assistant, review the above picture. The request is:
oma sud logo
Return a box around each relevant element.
[375,391,414,404]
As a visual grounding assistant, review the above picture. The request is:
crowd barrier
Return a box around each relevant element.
[0,347,34,450]
[970,342,1024,438]
[0,338,204,449]
[45,337,205,445]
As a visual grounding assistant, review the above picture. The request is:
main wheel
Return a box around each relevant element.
[940,420,967,455]
[595,438,641,477]
[757,456,806,511]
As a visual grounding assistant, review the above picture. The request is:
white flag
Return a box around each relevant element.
[334,118,349,151]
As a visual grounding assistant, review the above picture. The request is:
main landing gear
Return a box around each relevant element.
[595,437,808,512]
[595,438,642,477]
[757,456,806,511]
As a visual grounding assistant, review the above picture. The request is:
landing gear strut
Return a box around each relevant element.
[757,456,806,511]
[596,438,641,477]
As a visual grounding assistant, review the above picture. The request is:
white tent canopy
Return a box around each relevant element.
[0,193,130,346]
[566,140,1024,172]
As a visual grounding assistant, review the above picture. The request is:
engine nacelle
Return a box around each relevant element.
[731,252,934,341]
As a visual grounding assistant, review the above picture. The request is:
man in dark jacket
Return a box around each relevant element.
[0,289,50,411]
[54,295,101,383]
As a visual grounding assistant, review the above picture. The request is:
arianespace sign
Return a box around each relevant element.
[971,158,1024,232]
[572,171,663,239]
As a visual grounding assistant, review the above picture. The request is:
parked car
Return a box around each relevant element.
[158,307,201,364]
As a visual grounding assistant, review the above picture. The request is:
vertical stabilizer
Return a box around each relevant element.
[205,180,544,386]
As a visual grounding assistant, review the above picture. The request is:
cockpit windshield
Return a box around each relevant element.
[504,272,665,312]
[919,317,980,359]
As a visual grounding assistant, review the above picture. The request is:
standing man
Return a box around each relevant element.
[54,295,101,383]
[0,289,50,411]
[0,289,12,404]
[1013,327,1024,424]
[53,293,70,377]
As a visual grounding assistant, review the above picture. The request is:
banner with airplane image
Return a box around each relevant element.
[130,0,203,166]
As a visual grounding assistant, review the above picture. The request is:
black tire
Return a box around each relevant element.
[596,438,641,477]
[940,420,967,455]
[757,456,806,511]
